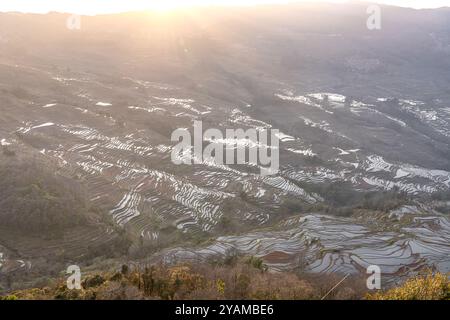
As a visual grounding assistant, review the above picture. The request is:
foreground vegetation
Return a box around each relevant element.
[1,258,368,300]
[1,258,448,300]
[368,272,450,300]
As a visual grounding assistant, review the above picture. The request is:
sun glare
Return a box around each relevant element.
[146,0,293,12]
[149,0,189,12]
[0,0,341,15]
[0,0,446,15]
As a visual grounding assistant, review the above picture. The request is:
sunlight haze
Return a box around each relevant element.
[0,0,448,14]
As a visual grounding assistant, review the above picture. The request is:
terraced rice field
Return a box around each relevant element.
[1,61,449,281]
[154,205,450,283]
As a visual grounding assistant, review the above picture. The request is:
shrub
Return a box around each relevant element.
[0,295,18,300]
[82,275,106,289]
[368,273,450,300]
[245,256,267,272]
